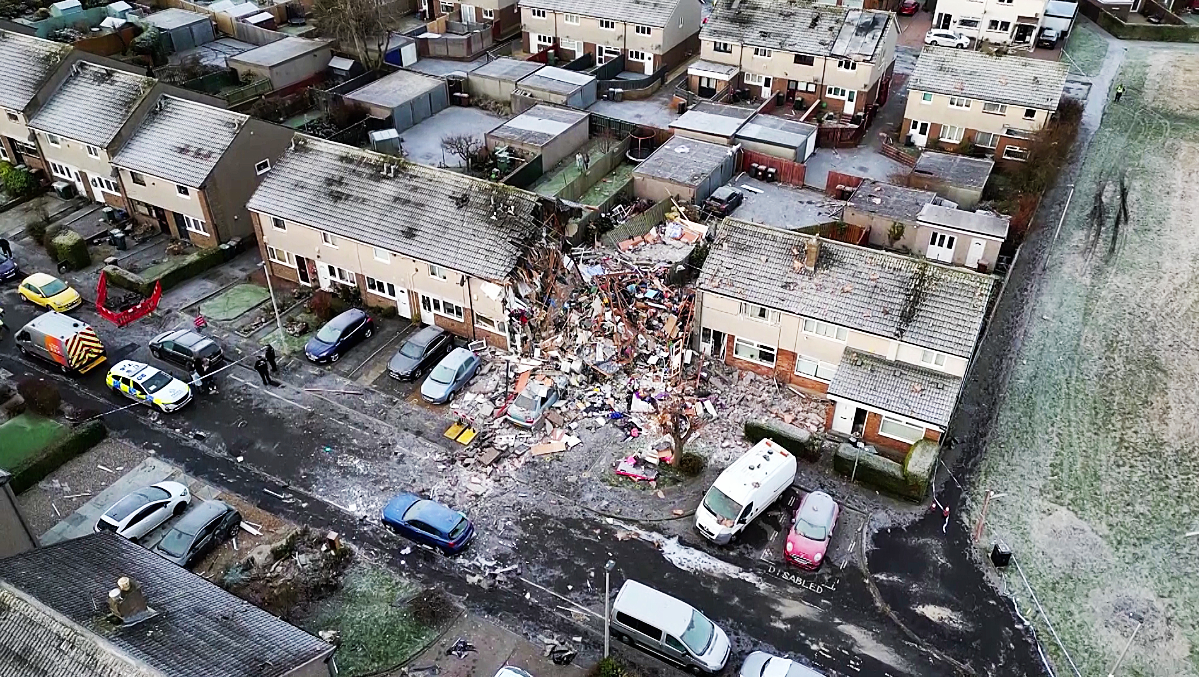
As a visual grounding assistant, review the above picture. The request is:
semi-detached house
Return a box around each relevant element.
[518,0,701,75]
[246,135,548,349]
[0,31,72,175]
[903,47,1068,162]
[697,219,995,452]
[932,0,1050,49]
[695,1,895,117]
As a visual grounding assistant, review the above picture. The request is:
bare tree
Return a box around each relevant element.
[311,0,390,70]
[441,134,484,170]
[658,399,707,459]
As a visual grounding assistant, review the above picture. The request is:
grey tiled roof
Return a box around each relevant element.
[909,47,1068,110]
[113,95,247,187]
[846,180,937,223]
[702,3,890,58]
[0,532,334,677]
[698,219,995,356]
[29,61,155,147]
[911,151,993,190]
[246,135,542,281]
[0,31,70,113]
[518,0,680,26]
[827,349,962,427]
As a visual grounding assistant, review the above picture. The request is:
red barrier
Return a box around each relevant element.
[96,271,162,327]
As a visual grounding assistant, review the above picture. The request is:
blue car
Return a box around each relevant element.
[305,308,375,363]
[0,252,17,281]
[381,493,475,554]
[420,347,480,404]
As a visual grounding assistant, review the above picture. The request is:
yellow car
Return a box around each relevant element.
[106,360,193,413]
[19,272,82,312]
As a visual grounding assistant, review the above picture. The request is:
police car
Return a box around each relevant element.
[106,360,193,413]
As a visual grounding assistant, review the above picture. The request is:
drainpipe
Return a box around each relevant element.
[462,275,477,340]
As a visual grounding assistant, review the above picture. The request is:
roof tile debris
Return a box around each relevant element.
[909,46,1069,110]
[702,2,891,59]
[846,180,937,222]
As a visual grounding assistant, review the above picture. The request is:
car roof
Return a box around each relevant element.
[440,348,476,368]
[111,360,158,382]
[405,499,462,533]
[797,491,837,525]
[106,485,171,520]
[171,330,210,348]
[327,308,365,330]
[613,580,694,636]
[711,186,737,198]
[712,439,796,505]
[407,326,446,348]
[170,500,231,535]
[24,272,58,286]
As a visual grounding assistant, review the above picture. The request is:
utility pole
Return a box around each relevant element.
[603,559,616,658]
[1105,619,1142,677]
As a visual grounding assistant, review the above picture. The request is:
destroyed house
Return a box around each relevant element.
[0,531,336,677]
[697,219,995,451]
[246,134,548,349]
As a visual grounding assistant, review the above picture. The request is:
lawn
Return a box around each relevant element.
[259,310,319,355]
[0,414,66,469]
[1062,20,1109,78]
[971,48,1199,677]
[199,283,270,322]
[298,563,442,677]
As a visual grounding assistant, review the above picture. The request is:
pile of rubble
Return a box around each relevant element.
[221,528,352,619]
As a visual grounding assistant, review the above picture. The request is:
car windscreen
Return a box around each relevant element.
[107,487,170,520]
[156,529,194,557]
[429,363,456,384]
[400,341,425,359]
[680,610,715,655]
[142,372,173,394]
[95,518,118,532]
[701,486,743,522]
[512,392,538,411]
[40,279,68,296]
[315,323,343,343]
[793,517,828,541]
[447,517,470,540]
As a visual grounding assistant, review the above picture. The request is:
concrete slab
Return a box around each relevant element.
[726,177,842,230]
[401,107,508,168]
[199,283,271,321]
[408,55,489,77]
[587,73,685,129]
[803,145,909,192]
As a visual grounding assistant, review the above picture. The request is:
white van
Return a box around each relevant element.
[695,438,797,544]
[610,580,730,674]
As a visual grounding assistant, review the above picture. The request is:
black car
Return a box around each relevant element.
[150,329,224,369]
[388,326,453,380]
[305,308,375,363]
[703,186,744,216]
[152,499,241,567]
[1037,27,1060,48]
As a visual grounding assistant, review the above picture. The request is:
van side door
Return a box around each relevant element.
[663,634,691,662]
[615,610,662,648]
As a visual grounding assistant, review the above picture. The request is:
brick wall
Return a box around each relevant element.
[721,334,830,393]
[860,411,940,458]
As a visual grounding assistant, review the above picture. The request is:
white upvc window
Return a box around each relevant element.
[1023,108,1037,120]
[743,73,771,88]
[982,102,1007,114]
[366,276,397,298]
[739,302,780,324]
[176,184,191,198]
[326,264,355,285]
[599,18,615,29]
[987,19,1011,32]
[628,50,649,62]
[529,7,546,18]
[85,144,99,157]
[440,0,453,11]
[941,124,965,142]
[1002,145,1029,161]
[560,38,581,51]
[996,0,1013,4]
[90,176,120,195]
[322,231,337,247]
[753,47,772,58]
[920,349,947,367]
[429,263,448,280]
[713,41,732,53]
[920,92,933,104]
[49,161,73,180]
[481,7,493,18]
[267,245,295,267]
[803,318,847,341]
[535,33,554,47]
[255,159,271,175]
[420,294,464,320]
[635,24,651,35]
[957,17,980,28]
[563,12,579,23]
[475,314,506,333]
[130,172,146,186]
[836,59,856,71]
[182,215,207,235]
[826,85,849,99]
[733,337,776,366]
[794,355,837,382]
[948,96,971,109]
[974,131,998,148]
[373,247,390,262]
[45,133,61,147]
[878,416,925,444]
[271,216,286,231]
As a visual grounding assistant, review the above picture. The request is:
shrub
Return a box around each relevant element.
[307,290,336,321]
[9,420,106,493]
[17,378,61,417]
[105,247,229,296]
[0,161,39,197]
[589,657,626,677]
[24,205,50,243]
[677,451,705,477]
[409,588,459,628]
[378,304,399,319]
[832,443,934,502]
[50,228,90,270]
[744,419,820,462]
[336,282,362,308]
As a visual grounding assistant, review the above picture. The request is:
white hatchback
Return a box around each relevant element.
[925,29,971,48]
[95,481,191,541]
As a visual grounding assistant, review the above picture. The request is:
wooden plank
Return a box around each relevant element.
[531,441,568,456]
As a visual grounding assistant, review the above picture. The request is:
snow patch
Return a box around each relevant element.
[619,523,764,587]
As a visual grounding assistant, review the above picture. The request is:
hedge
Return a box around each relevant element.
[833,442,937,502]
[50,229,90,271]
[9,420,107,494]
[744,419,821,462]
[105,245,233,296]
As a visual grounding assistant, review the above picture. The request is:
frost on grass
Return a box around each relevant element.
[1061,21,1108,78]
[971,50,1199,677]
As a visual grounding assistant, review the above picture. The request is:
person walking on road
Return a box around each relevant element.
[1114,83,1125,102]
[254,356,275,386]
[0,237,11,258]
[264,344,278,372]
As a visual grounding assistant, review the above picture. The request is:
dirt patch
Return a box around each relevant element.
[1087,587,1192,675]
[1143,56,1199,117]
[1028,503,1113,573]
[192,491,300,581]
[221,527,354,620]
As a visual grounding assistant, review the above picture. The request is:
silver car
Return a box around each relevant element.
[739,652,825,677]
[506,378,562,428]
[420,348,481,404]
[95,481,191,541]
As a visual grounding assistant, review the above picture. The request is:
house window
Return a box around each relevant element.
[753,47,772,58]
[130,172,146,186]
[948,96,971,109]
[1023,108,1037,120]
[920,349,947,367]
[267,245,295,266]
[428,263,449,280]
[563,12,579,23]
[987,20,1011,32]
[86,145,99,158]
[837,59,857,71]
[974,131,999,148]
[45,133,60,147]
[635,24,651,35]
[920,92,933,104]
[802,318,847,341]
[560,38,581,52]
[271,216,286,231]
[996,0,1013,4]
[373,247,390,262]
[599,18,615,29]
[49,162,73,180]
[941,125,964,142]
[536,34,555,47]
[739,302,780,324]
[629,50,651,63]
[481,7,493,18]
[476,314,505,333]
[530,7,545,18]
[743,73,771,88]
[794,356,837,382]
[420,294,464,320]
[90,176,119,194]
[1002,145,1029,161]
[176,184,190,198]
[321,231,337,247]
[982,102,1007,114]
[182,214,207,235]
[366,276,396,298]
[878,416,925,444]
[826,85,849,99]
[5,112,16,123]
[255,159,271,175]
[733,337,776,366]
[326,264,355,285]
[440,1,453,11]
[713,41,732,53]
[957,17,980,28]
[794,54,814,65]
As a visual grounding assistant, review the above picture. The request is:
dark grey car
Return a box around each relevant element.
[388,326,453,380]
[152,499,241,567]
[150,329,224,369]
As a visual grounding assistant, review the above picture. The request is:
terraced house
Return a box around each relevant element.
[694,1,896,117]
[0,31,72,174]
[246,135,550,349]
[903,47,1068,162]
[697,219,995,452]
[931,0,1049,48]
[517,0,702,75]
[112,94,292,248]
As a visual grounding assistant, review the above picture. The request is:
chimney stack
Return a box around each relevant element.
[803,237,820,272]
[107,576,151,624]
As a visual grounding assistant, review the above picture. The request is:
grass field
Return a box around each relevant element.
[973,47,1199,677]
[0,414,66,469]
[1062,20,1109,77]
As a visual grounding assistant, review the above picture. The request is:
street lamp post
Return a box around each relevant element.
[1106,619,1142,677]
[260,258,286,354]
[604,559,616,659]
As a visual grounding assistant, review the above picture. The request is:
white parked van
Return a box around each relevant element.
[696,438,797,544]
[610,580,731,674]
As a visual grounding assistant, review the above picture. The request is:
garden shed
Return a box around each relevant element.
[468,57,542,102]
[343,69,449,133]
[733,114,817,162]
[669,103,753,145]
[514,66,597,111]
[908,151,994,209]
[485,104,588,171]
[227,37,333,91]
[633,135,739,204]
[142,8,215,53]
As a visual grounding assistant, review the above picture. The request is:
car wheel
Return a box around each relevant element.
[686,666,703,675]
[151,347,161,359]
[173,502,187,516]
[414,367,424,379]
[364,327,373,338]
[930,40,939,46]
[616,632,632,645]
[330,352,340,363]
[226,519,242,538]
[59,363,71,375]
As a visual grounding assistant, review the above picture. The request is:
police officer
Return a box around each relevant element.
[254,356,275,386]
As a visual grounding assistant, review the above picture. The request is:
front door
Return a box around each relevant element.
[395,287,412,318]
[597,46,620,64]
[832,400,856,434]
[909,120,929,147]
[172,212,190,241]
[152,206,171,235]
[460,3,475,21]
[71,169,88,201]
[966,238,986,268]
[843,90,856,116]
[928,231,957,262]
[295,256,312,285]
[937,12,952,29]
[1014,23,1034,44]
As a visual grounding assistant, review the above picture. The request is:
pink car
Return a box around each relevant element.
[785,491,839,570]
